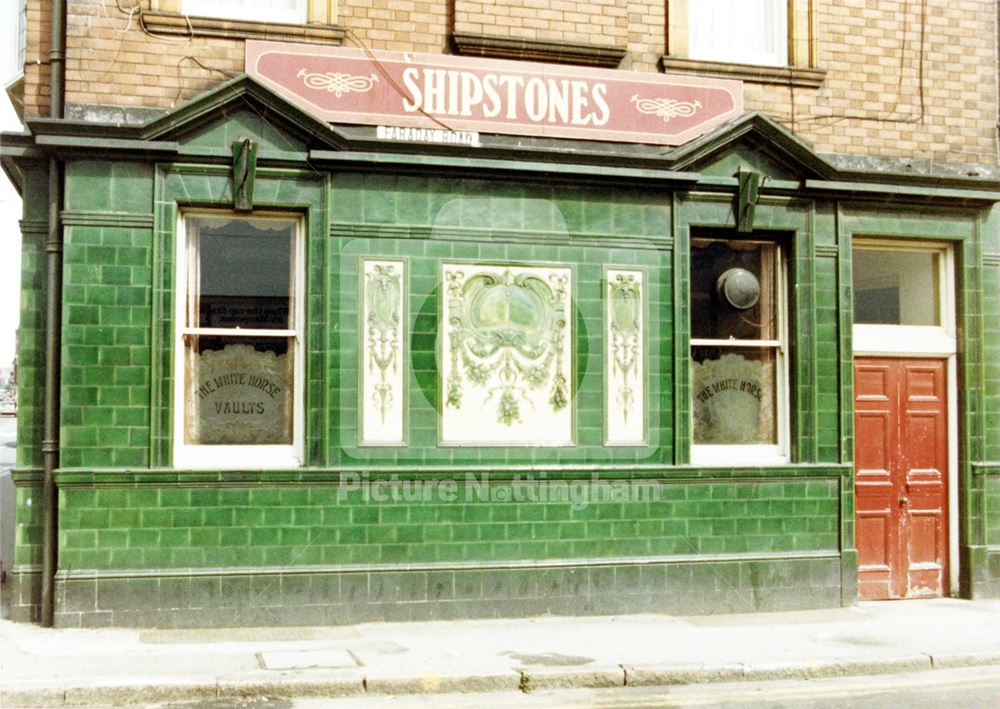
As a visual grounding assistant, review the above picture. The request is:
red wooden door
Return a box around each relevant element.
[854,358,949,600]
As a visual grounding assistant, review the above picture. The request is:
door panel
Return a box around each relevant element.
[854,358,948,600]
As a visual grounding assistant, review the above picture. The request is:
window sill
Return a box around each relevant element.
[5,73,24,123]
[451,32,627,69]
[691,445,788,467]
[141,11,346,44]
[174,445,302,470]
[659,56,826,89]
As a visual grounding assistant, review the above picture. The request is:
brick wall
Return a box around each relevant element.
[338,0,448,53]
[22,0,50,119]
[19,0,997,166]
[62,0,244,115]
[454,0,630,48]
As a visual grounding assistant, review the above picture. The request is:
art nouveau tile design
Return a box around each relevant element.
[360,259,406,445]
[606,268,645,445]
[440,262,573,445]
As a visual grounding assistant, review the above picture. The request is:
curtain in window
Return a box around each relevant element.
[183,0,306,23]
[688,0,787,67]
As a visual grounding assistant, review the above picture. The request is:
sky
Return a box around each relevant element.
[0,7,22,370]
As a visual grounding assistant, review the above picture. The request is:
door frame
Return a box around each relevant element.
[852,240,958,595]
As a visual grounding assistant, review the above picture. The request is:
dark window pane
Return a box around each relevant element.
[853,249,939,326]
[190,216,294,329]
[691,238,777,340]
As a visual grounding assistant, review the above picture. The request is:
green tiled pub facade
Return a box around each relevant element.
[4,80,1000,626]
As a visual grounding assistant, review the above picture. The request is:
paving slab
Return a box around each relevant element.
[1,598,999,707]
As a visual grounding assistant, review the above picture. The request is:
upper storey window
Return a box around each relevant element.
[688,0,787,67]
[664,0,822,88]
[182,0,307,23]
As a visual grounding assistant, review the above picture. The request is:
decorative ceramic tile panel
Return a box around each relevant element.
[605,269,645,445]
[360,259,406,445]
[441,262,573,445]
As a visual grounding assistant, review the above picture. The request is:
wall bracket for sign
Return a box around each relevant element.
[232,138,258,212]
[736,167,762,233]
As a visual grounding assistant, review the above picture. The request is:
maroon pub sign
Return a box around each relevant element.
[246,42,743,146]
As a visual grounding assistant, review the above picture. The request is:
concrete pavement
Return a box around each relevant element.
[2,597,1000,707]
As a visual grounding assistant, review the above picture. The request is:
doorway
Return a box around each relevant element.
[854,357,949,599]
[852,240,957,600]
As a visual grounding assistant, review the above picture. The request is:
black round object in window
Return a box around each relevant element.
[716,267,760,310]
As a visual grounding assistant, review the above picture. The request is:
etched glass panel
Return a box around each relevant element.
[360,260,406,445]
[691,347,776,445]
[606,269,645,445]
[184,337,294,445]
[441,262,573,446]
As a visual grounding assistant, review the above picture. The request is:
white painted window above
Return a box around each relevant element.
[688,0,788,67]
[182,0,307,24]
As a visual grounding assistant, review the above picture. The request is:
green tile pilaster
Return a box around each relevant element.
[15,165,50,471]
[836,206,854,466]
[793,206,817,463]
[672,193,691,464]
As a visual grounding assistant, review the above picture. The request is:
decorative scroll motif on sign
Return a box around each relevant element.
[297,68,379,97]
[361,260,406,445]
[692,353,774,445]
[630,95,701,123]
[441,263,572,445]
[187,344,292,445]
[606,270,645,445]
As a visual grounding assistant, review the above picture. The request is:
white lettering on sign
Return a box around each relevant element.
[401,67,610,126]
[376,125,481,147]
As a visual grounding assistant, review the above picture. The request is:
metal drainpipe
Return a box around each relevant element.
[40,0,66,628]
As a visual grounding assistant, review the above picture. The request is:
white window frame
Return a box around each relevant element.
[691,239,789,466]
[852,241,957,355]
[6,0,26,81]
[173,211,305,469]
[687,0,789,67]
[182,0,307,24]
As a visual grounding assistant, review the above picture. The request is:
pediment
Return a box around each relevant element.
[669,112,835,182]
[140,75,346,153]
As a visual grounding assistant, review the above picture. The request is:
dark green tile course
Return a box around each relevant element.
[52,555,842,628]
[57,477,839,572]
